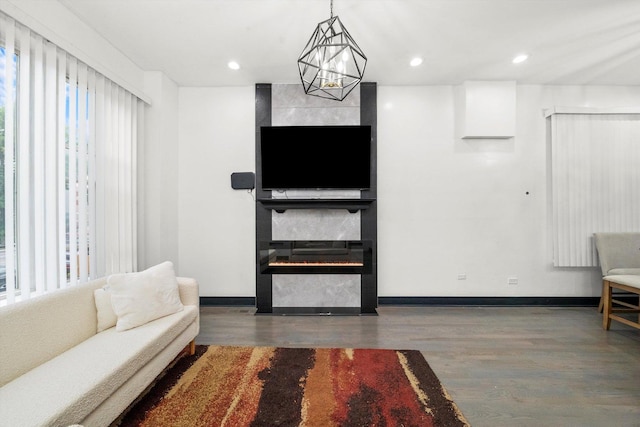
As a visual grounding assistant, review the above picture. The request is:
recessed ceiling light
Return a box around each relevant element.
[410,57,423,67]
[228,61,240,70]
[512,54,528,64]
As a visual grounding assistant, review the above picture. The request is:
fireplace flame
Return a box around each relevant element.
[269,261,363,267]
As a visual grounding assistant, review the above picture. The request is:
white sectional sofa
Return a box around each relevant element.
[0,263,200,427]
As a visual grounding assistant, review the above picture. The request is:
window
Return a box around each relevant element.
[547,109,640,267]
[1,12,142,305]
[0,45,17,296]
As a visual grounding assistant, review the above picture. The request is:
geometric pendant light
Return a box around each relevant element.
[297,0,367,101]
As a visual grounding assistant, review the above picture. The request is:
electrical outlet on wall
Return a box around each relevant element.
[457,273,467,280]
[507,277,518,285]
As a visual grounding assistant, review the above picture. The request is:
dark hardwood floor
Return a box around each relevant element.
[196,305,640,427]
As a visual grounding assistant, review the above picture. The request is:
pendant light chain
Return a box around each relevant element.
[330,0,334,18]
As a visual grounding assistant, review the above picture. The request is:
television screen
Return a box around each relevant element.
[260,125,371,190]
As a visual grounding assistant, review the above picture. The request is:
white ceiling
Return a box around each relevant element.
[58,0,640,87]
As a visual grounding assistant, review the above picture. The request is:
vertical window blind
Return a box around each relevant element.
[547,108,640,267]
[0,12,143,305]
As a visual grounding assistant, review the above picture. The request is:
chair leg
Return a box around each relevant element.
[598,280,605,313]
[603,280,612,330]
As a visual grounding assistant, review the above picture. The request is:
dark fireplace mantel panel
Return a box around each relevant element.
[255,83,378,315]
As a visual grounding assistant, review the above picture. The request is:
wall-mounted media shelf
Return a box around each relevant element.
[258,198,374,213]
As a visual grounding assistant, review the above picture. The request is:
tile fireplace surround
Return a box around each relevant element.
[255,83,377,315]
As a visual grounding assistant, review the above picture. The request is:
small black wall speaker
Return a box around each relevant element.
[231,172,255,190]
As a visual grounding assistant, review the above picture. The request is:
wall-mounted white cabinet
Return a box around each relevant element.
[455,80,516,139]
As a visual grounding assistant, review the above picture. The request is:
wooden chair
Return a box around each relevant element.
[593,232,640,313]
[602,275,640,330]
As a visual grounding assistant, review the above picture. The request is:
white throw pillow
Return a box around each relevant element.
[94,287,118,332]
[107,261,184,332]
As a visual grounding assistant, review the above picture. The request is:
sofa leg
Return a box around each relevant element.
[189,339,196,355]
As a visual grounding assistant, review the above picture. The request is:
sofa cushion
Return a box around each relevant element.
[108,261,184,331]
[608,267,640,276]
[604,274,640,289]
[0,305,197,427]
[594,232,640,276]
[94,287,118,332]
[0,278,106,387]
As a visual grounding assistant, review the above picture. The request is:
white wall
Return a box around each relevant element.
[377,84,640,297]
[177,84,640,297]
[140,72,180,270]
[177,87,256,296]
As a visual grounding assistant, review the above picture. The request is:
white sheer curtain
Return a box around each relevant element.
[547,108,640,267]
[0,12,142,305]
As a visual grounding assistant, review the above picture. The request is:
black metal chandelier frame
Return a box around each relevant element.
[297,0,367,101]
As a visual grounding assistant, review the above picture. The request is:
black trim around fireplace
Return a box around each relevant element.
[257,198,374,213]
[254,83,378,315]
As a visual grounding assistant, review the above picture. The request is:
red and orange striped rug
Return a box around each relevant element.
[117,345,469,427]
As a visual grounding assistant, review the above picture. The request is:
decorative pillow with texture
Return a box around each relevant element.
[94,287,117,332]
[107,261,184,332]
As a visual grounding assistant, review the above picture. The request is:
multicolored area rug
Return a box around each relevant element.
[117,345,469,427]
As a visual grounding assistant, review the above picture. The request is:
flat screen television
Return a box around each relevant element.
[260,125,371,190]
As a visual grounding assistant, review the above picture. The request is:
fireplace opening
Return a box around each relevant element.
[260,240,372,274]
